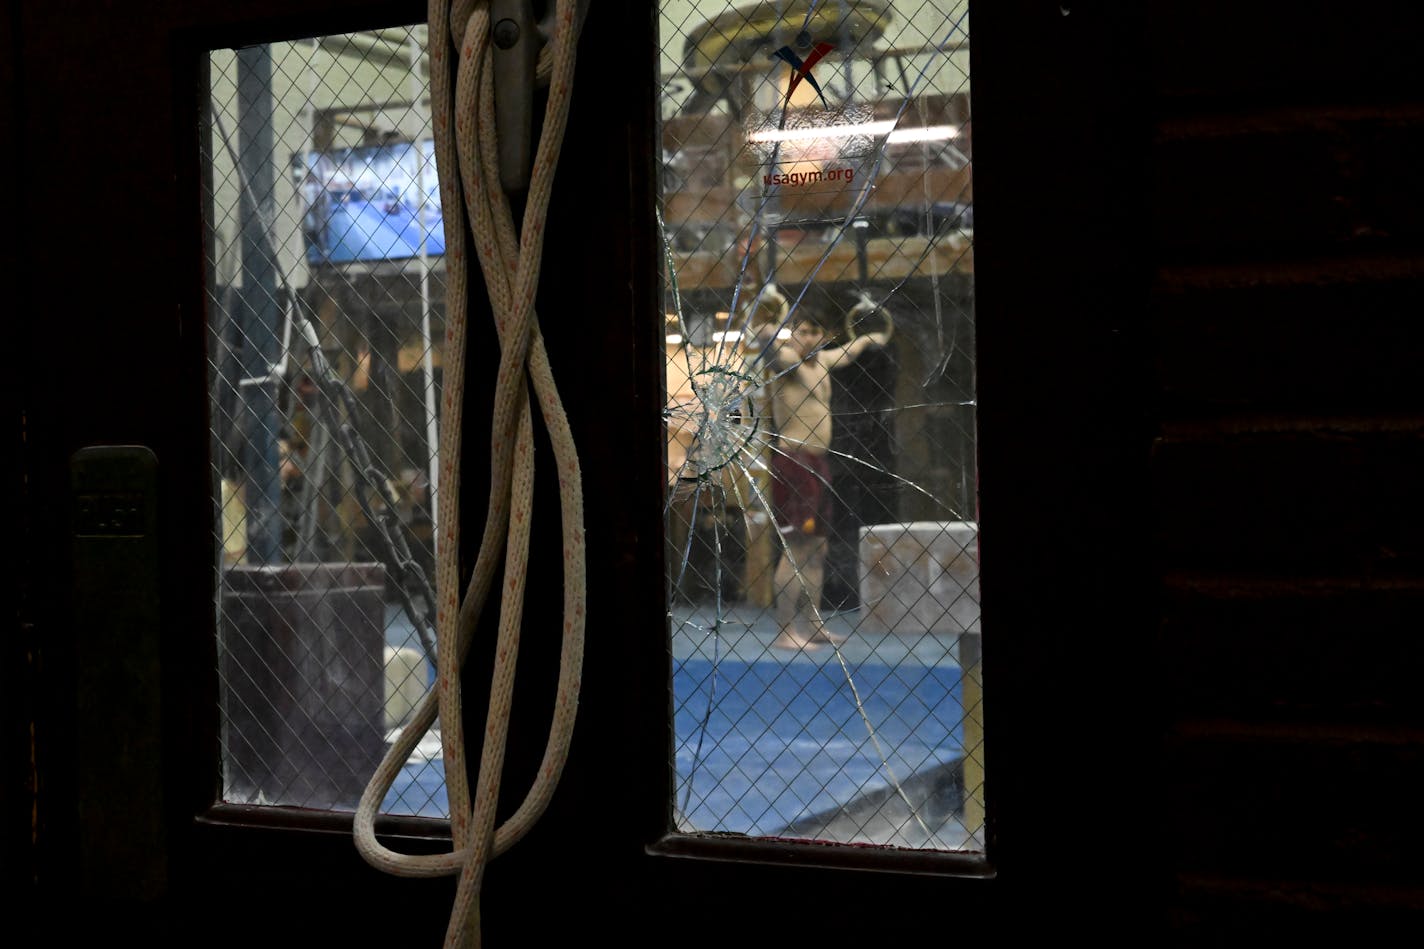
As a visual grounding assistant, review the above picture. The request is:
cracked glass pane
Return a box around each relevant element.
[205,27,449,817]
[661,0,983,850]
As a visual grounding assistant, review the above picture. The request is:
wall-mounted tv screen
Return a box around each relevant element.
[292,140,444,264]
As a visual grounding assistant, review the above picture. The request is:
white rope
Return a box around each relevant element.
[354,3,588,945]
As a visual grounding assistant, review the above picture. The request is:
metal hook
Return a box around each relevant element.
[492,0,537,192]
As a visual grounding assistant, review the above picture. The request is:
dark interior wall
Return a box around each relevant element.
[1144,1,1424,934]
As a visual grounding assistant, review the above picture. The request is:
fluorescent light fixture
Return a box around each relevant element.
[711,330,744,343]
[665,333,684,345]
[746,121,959,145]
[747,119,896,144]
[886,124,959,144]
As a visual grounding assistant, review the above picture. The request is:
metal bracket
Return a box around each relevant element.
[492,0,538,192]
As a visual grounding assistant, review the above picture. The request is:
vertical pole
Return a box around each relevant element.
[236,46,283,564]
[960,631,985,843]
[838,0,852,100]
[410,31,440,539]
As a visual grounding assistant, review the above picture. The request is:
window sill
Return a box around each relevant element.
[197,802,451,844]
[648,831,995,879]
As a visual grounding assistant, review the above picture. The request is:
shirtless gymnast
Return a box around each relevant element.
[757,303,890,651]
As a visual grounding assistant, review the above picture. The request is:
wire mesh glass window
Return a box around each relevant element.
[660,0,983,849]
[205,27,448,817]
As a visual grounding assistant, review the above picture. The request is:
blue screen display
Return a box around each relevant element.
[293,140,444,264]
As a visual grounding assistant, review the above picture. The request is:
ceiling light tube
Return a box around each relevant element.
[747,121,960,145]
[747,119,897,144]
[886,124,960,144]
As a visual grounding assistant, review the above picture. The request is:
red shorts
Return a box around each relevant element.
[770,448,832,537]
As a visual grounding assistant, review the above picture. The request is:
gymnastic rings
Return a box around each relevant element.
[844,291,895,343]
[743,282,789,330]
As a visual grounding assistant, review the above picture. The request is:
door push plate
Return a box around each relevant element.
[69,445,166,899]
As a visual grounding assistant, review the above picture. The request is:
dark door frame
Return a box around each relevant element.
[13,0,1162,942]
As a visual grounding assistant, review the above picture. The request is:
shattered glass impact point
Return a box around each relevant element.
[685,366,761,477]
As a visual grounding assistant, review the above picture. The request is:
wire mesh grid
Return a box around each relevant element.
[205,26,449,816]
[660,0,983,850]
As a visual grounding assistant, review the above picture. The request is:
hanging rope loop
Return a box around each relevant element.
[354,2,589,945]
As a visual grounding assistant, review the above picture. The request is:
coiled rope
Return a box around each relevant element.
[354,2,588,945]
